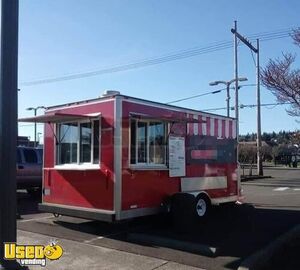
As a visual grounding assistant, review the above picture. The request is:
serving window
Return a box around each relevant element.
[130,119,167,166]
[56,119,100,166]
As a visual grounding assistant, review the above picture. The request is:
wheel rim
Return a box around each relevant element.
[196,198,207,217]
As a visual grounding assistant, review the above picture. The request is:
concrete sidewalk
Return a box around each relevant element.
[17,230,203,270]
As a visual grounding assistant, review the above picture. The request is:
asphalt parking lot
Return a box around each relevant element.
[17,168,300,270]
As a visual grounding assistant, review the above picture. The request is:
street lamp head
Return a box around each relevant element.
[209,81,219,86]
[26,106,46,111]
[238,77,248,82]
[209,80,227,86]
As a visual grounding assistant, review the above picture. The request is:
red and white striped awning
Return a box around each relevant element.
[186,113,236,139]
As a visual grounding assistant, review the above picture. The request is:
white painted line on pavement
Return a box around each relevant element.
[19,215,53,223]
[293,188,300,191]
[273,187,290,191]
[83,231,126,244]
[84,236,104,243]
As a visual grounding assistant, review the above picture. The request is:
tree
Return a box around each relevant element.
[261,29,300,117]
[239,143,257,176]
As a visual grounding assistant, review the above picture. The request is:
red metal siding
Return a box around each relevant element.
[43,100,115,210]
[121,100,238,211]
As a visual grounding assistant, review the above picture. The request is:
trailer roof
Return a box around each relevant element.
[18,112,100,123]
[45,93,235,120]
[130,113,206,123]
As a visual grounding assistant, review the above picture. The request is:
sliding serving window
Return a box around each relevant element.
[58,123,78,164]
[57,119,100,165]
[130,119,167,166]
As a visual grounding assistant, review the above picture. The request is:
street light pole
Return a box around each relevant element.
[226,83,230,117]
[34,108,37,147]
[209,77,248,118]
[26,106,45,147]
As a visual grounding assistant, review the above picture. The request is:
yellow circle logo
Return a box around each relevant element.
[44,244,63,260]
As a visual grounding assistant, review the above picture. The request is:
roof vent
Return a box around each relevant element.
[101,90,120,97]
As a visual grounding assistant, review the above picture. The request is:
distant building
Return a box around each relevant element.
[17,136,34,147]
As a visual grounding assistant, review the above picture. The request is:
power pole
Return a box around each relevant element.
[256,39,263,175]
[0,0,20,269]
[233,21,239,137]
[231,22,263,176]
[233,21,241,197]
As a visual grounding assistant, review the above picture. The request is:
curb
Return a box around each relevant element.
[238,224,300,270]
[241,176,272,182]
[127,233,218,257]
[242,182,300,188]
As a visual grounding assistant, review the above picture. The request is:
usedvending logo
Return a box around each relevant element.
[4,240,63,267]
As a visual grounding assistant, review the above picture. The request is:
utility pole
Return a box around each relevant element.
[233,20,241,198]
[256,39,263,175]
[231,22,263,176]
[234,21,239,137]
[0,1,20,270]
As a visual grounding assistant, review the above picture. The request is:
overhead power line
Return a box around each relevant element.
[167,87,227,104]
[20,28,295,86]
[202,102,295,112]
[166,83,257,104]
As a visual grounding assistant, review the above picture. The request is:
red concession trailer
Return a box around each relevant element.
[19,92,241,222]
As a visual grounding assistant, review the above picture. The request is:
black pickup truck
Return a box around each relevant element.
[17,146,43,195]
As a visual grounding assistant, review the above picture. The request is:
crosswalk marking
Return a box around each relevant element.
[272,187,300,191]
[273,187,290,191]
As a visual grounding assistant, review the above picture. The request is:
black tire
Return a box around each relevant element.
[170,193,195,231]
[193,194,211,220]
[27,188,41,198]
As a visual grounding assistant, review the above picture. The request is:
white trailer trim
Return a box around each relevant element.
[114,96,123,220]
[181,176,228,192]
[211,195,238,205]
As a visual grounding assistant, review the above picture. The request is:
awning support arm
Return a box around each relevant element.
[48,122,59,145]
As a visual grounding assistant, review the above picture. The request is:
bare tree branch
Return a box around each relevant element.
[261,29,300,117]
[292,28,300,46]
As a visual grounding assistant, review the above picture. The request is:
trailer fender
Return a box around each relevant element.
[184,191,210,200]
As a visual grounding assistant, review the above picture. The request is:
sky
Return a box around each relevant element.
[18,0,300,142]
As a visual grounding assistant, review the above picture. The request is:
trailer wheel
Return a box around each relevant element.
[170,193,194,231]
[194,194,210,219]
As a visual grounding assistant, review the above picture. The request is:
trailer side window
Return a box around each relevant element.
[80,122,92,163]
[137,122,147,163]
[130,120,136,164]
[57,119,100,165]
[130,119,167,166]
[93,120,100,164]
[149,122,165,164]
[58,123,78,164]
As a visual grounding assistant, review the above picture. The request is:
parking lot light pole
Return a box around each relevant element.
[26,106,45,147]
[209,77,248,117]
